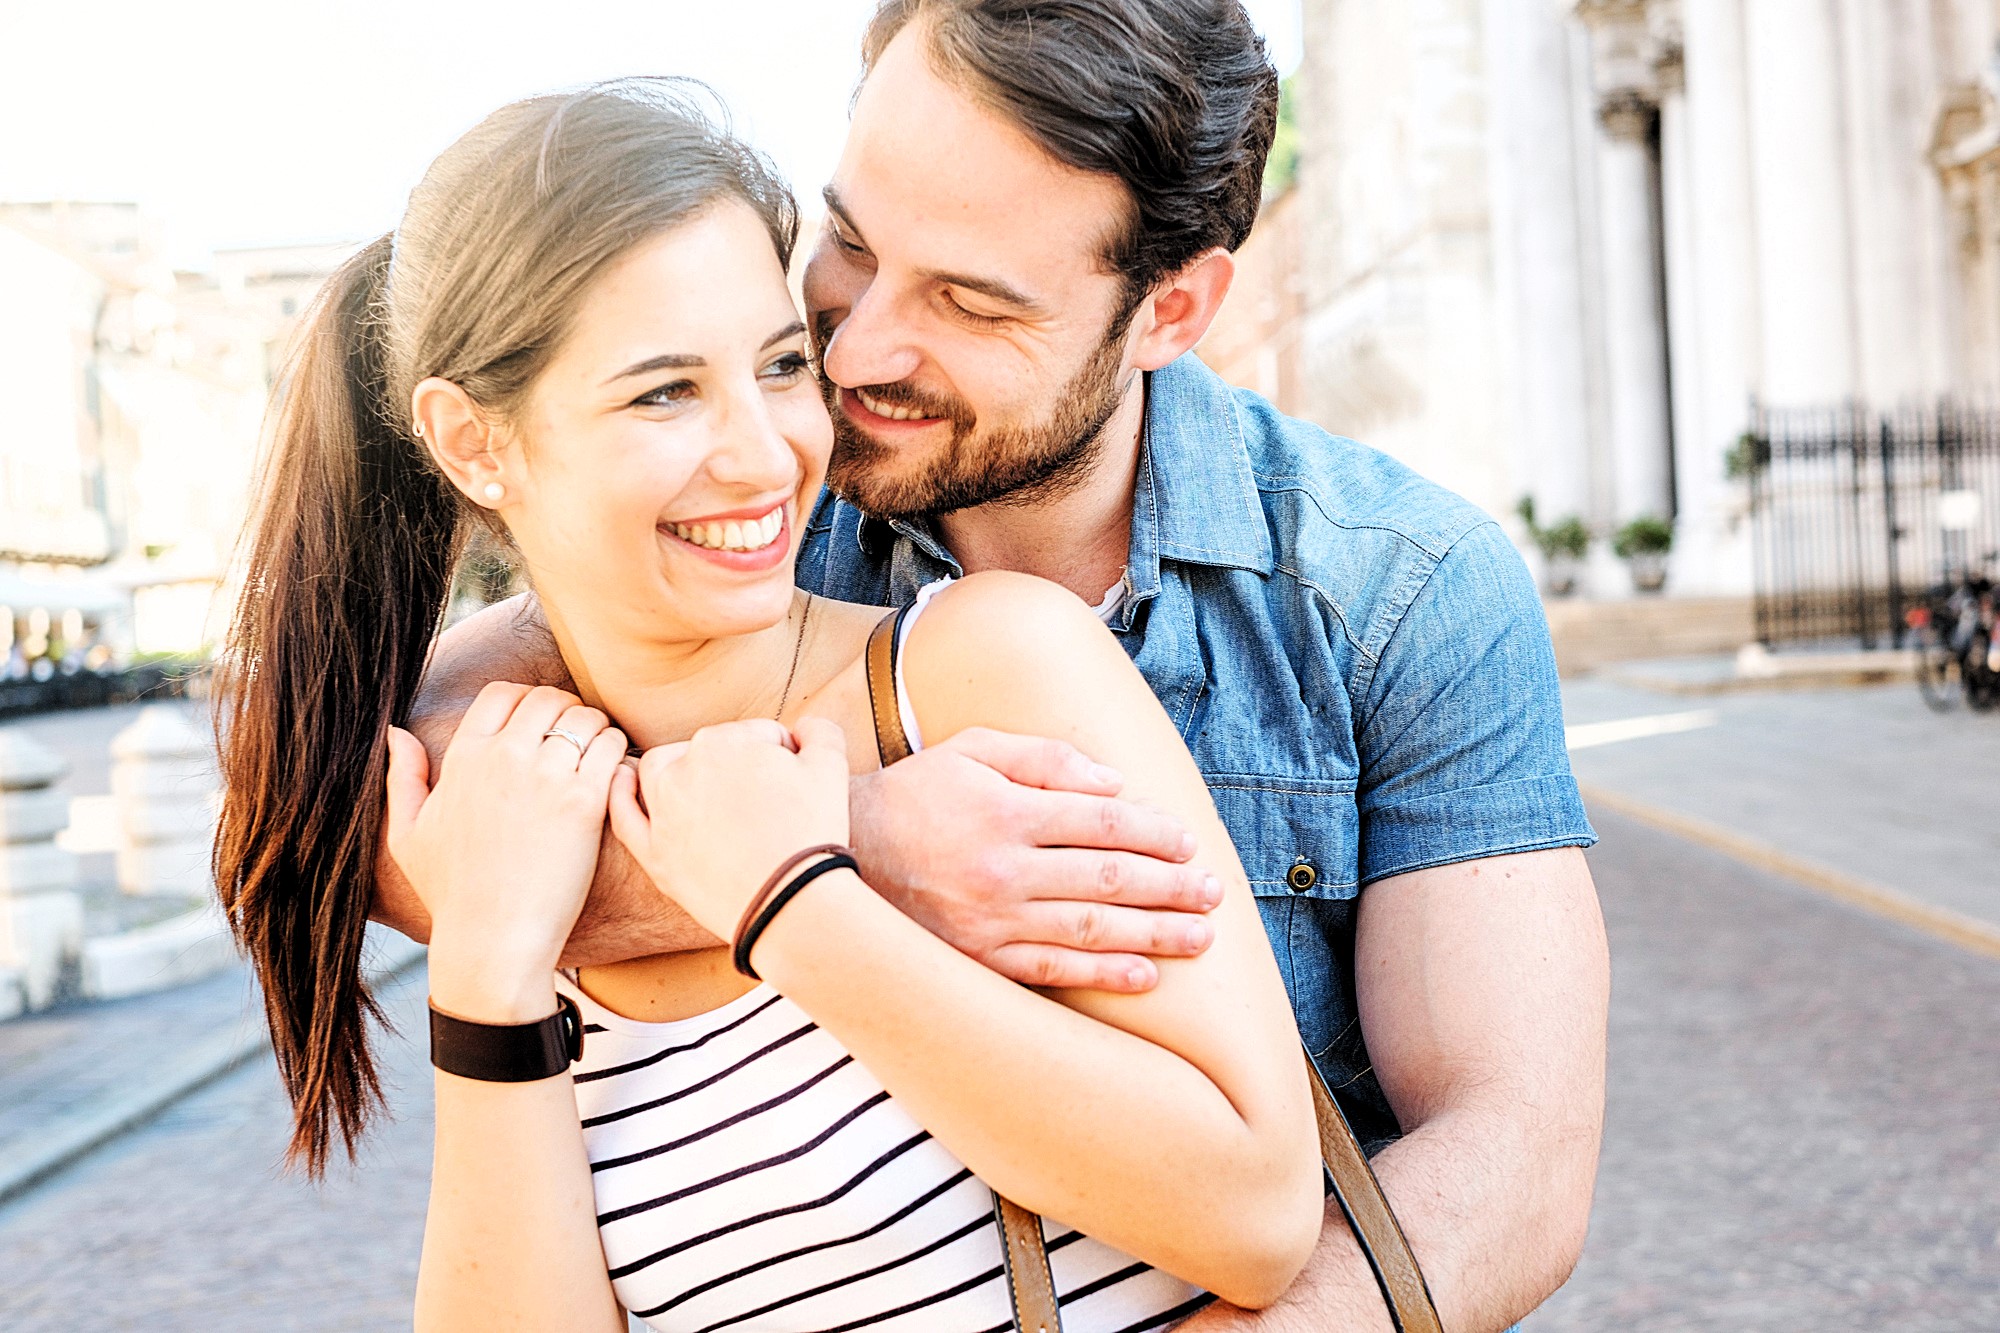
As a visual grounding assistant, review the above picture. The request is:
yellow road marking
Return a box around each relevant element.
[1580,783,2000,964]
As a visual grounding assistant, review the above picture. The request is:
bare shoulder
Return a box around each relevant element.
[902,572,1146,745]
[911,572,1121,669]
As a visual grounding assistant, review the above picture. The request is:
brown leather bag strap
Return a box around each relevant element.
[867,605,1063,1331]
[1308,1050,1443,1333]
[866,607,913,767]
[990,1049,1443,1333]
[994,1192,1063,1333]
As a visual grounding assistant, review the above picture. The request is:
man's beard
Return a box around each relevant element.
[813,313,1130,523]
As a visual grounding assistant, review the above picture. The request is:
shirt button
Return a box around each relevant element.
[1287,861,1318,894]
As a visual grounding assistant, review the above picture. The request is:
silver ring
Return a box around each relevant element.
[542,727,589,759]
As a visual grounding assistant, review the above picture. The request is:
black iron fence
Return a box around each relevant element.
[1748,399,2000,648]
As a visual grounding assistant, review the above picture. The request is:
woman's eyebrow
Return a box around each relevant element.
[604,352,702,385]
[602,323,803,386]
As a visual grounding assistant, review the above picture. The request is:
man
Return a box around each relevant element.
[381,3,1609,1328]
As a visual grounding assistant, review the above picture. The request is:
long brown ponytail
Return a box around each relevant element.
[213,80,798,1172]
[214,234,465,1172]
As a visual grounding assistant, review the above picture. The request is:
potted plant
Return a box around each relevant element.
[1613,514,1674,593]
[1517,497,1592,596]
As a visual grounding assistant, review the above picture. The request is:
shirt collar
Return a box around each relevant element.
[1129,353,1275,577]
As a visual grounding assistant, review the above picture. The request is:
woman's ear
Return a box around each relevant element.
[411,377,511,509]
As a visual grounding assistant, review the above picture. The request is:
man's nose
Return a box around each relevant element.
[819,281,924,391]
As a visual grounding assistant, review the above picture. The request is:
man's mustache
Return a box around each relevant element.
[811,312,974,429]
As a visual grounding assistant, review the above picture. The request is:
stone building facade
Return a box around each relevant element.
[1277,0,2000,598]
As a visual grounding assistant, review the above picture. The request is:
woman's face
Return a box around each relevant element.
[498,201,831,646]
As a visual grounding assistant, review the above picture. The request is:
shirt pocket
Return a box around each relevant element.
[1206,776,1361,1064]
[1206,775,1361,901]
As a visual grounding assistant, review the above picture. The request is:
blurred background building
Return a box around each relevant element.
[1202,0,2000,660]
[0,202,344,697]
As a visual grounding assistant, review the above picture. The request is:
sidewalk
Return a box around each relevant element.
[0,928,421,1206]
[1561,674,2000,938]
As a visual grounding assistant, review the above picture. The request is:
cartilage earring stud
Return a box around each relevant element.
[483,483,505,503]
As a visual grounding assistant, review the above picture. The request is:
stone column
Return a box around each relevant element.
[1483,0,1598,536]
[1672,0,1762,593]
[0,729,84,1015]
[1595,90,1677,524]
[1580,1,1677,531]
[1742,0,1860,405]
[112,706,217,899]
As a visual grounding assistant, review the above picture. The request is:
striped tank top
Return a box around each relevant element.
[561,582,1211,1332]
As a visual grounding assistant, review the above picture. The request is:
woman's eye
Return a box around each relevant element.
[632,379,696,408]
[831,228,865,255]
[762,352,813,382]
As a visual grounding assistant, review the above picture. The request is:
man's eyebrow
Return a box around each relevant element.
[602,322,804,387]
[916,265,1043,314]
[823,185,1043,316]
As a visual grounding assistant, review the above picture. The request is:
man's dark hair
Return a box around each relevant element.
[862,0,1280,316]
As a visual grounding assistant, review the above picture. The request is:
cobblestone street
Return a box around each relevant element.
[0,683,1995,1330]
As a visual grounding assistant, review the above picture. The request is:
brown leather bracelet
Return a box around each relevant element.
[730,843,848,960]
[733,850,858,979]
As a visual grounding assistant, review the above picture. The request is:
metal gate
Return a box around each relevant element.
[1748,400,2000,648]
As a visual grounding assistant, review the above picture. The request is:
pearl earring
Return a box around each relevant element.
[482,483,505,504]
[413,421,425,438]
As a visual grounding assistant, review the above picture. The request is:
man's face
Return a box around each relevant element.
[802,25,1141,521]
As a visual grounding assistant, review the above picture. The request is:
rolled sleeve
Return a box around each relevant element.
[1353,522,1596,885]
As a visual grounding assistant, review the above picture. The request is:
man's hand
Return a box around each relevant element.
[849,726,1222,993]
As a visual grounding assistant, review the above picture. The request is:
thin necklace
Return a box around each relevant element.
[774,593,814,720]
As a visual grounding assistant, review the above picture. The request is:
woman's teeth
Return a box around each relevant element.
[667,509,784,552]
[857,388,941,422]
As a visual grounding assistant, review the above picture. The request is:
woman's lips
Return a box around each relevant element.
[658,507,792,572]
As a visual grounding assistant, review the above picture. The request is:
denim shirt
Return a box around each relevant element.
[796,353,1595,1149]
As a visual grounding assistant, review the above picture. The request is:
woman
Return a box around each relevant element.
[214,80,1321,1331]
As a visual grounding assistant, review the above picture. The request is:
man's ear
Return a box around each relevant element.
[411,376,510,510]
[1126,247,1237,373]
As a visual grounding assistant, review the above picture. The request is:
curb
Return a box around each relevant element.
[1581,783,2000,964]
[0,934,426,1210]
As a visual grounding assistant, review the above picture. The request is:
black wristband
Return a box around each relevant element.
[429,993,584,1083]
[733,852,859,980]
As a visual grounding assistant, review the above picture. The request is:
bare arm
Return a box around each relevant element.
[386,690,629,1333]
[381,594,1220,983]
[1177,846,1610,1332]
[611,573,1324,1307]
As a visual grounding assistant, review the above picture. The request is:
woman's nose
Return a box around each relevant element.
[709,393,801,489]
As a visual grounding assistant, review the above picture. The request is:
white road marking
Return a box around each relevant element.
[1565,709,1720,751]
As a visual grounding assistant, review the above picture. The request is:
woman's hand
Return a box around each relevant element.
[608,716,851,944]
[384,682,626,1020]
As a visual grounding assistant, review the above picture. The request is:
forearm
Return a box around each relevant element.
[417,1070,623,1333]
[755,870,1319,1307]
[1185,1097,1597,1332]
[416,971,622,1333]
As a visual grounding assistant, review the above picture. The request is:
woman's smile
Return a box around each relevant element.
[658,501,793,572]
